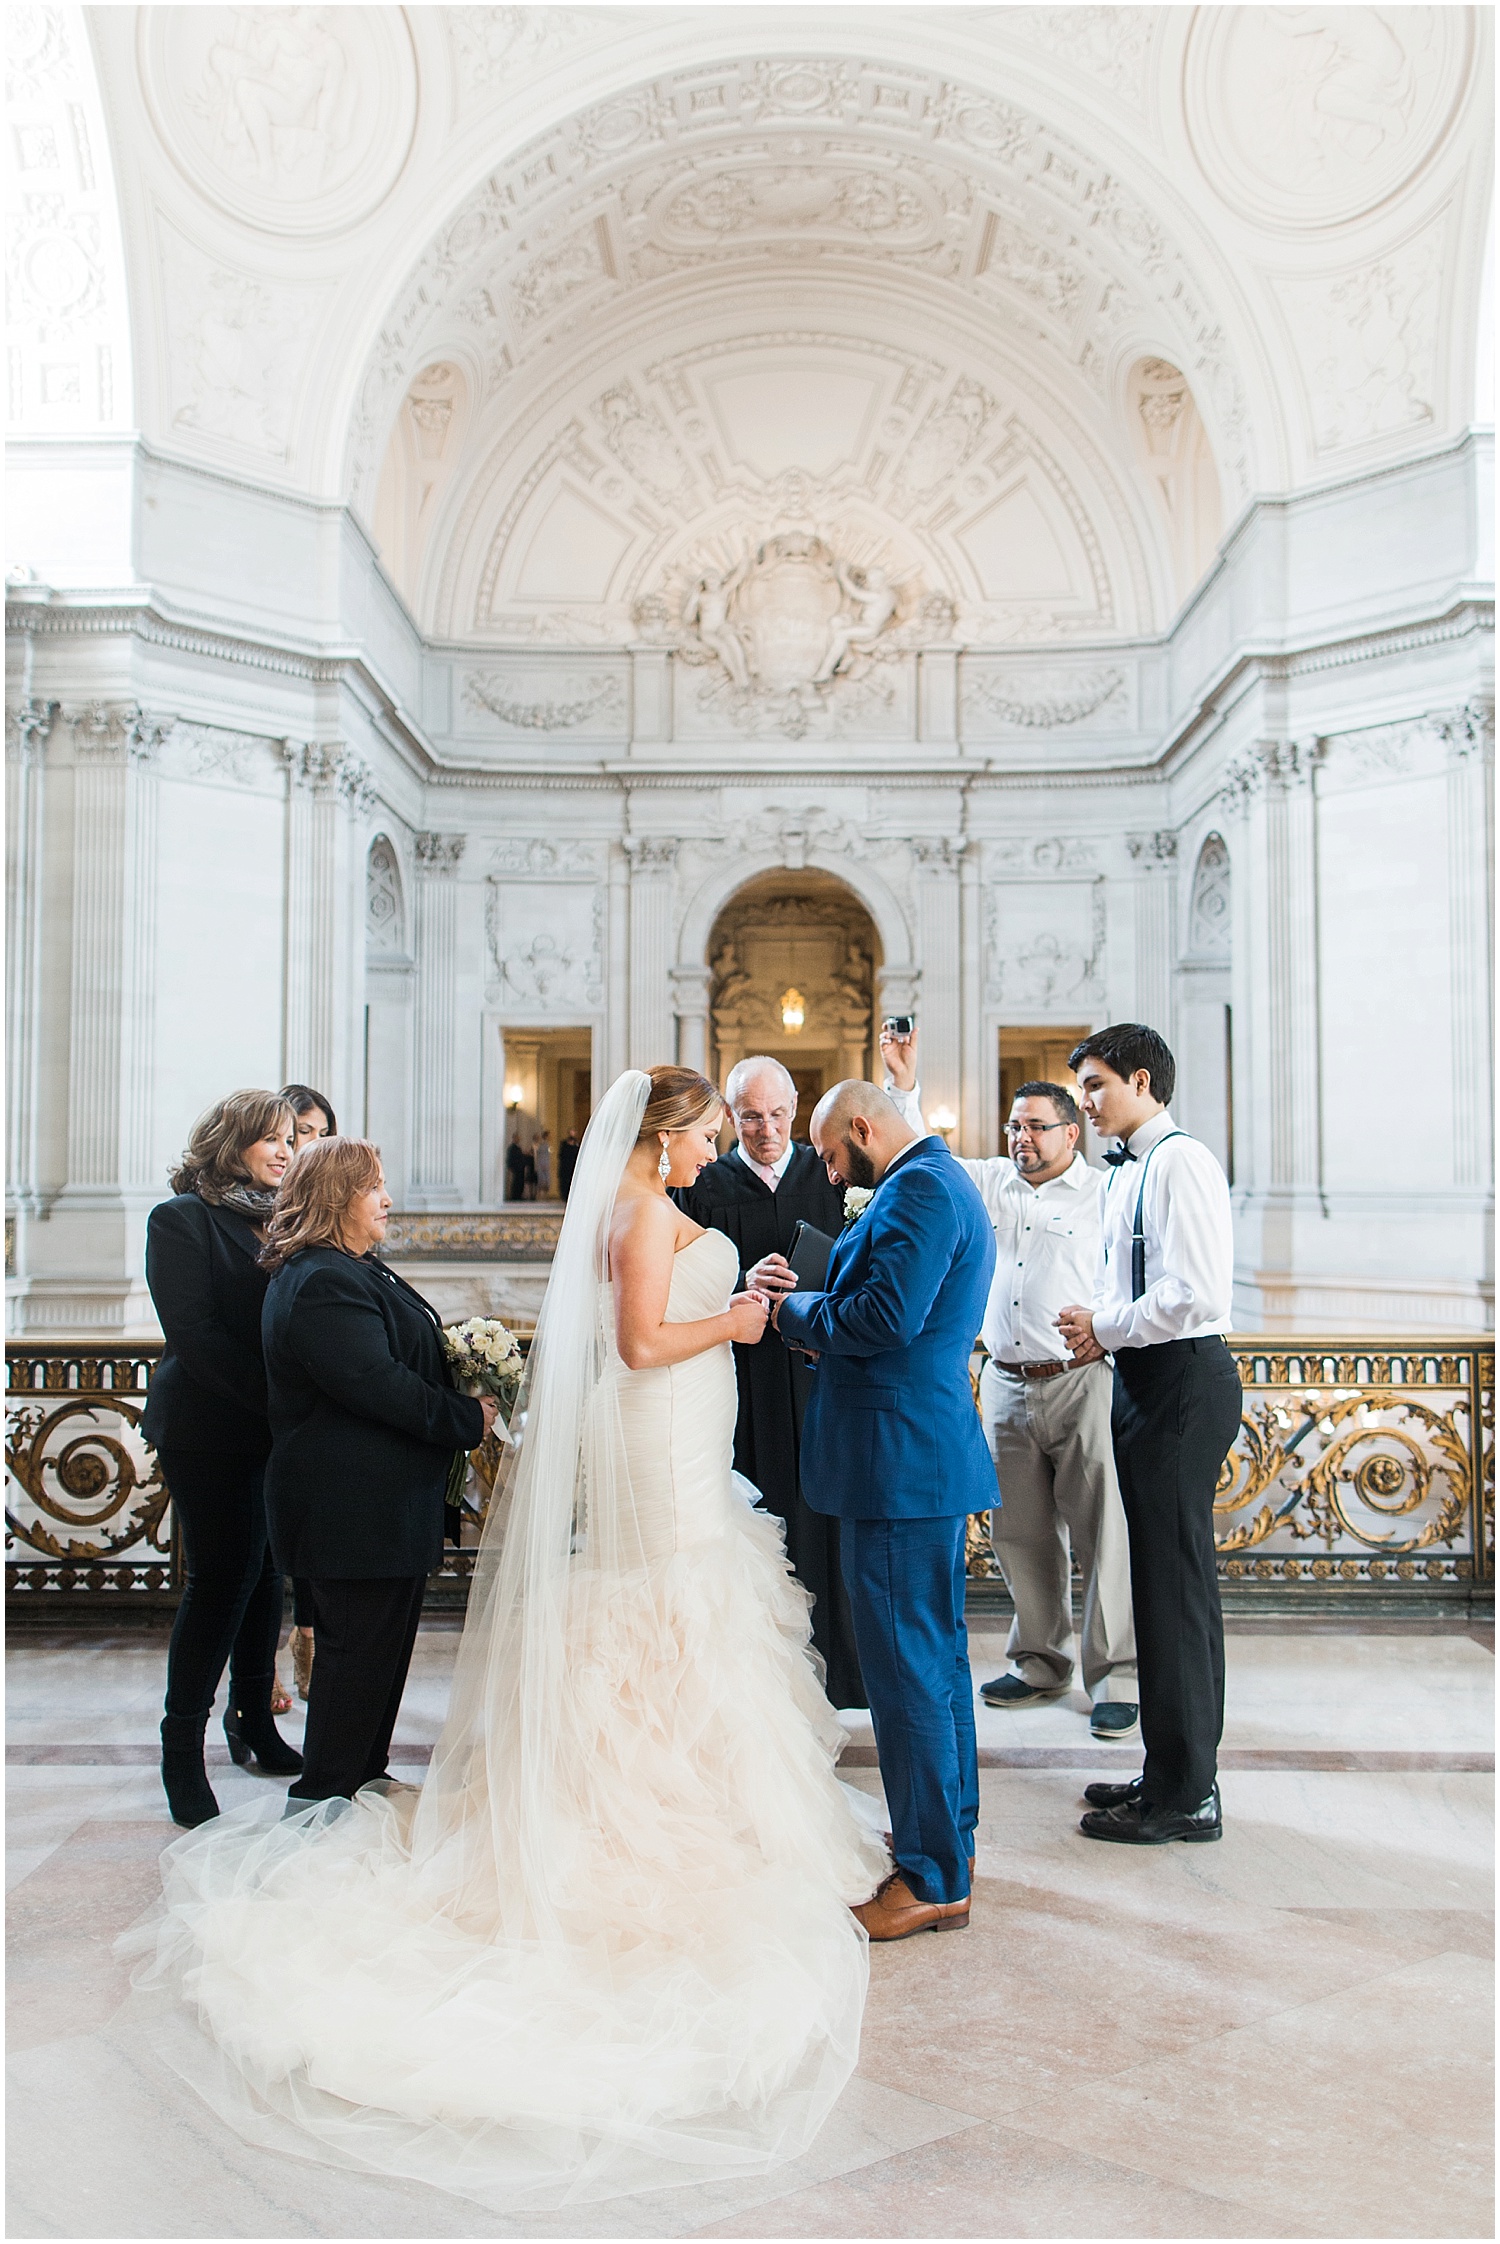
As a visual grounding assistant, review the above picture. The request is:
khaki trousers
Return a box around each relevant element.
[979,1358,1137,1702]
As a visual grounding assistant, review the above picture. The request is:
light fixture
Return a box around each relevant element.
[780,987,806,1033]
[928,1104,958,1141]
[505,1084,524,1111]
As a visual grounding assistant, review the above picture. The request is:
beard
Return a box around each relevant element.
[842,1140,877,1189]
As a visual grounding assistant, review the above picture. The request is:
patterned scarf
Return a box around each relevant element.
[198,1178,278,1223]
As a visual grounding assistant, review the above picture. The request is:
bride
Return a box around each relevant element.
[131,1066,890,2212]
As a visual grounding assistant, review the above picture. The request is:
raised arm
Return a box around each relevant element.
[610,1198,768,1370]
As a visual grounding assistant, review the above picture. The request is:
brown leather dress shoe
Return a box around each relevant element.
[853,1872,970,1941]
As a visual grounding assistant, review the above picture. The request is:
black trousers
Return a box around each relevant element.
[1111,1337,1242,1811]
[288,1575,427,1802]
[159,1449,282,1722]
[291,1578,314,1628]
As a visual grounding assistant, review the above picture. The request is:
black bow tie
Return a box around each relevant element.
[1102,1146,1137,1167]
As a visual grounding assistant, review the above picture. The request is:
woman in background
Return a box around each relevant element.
[143,1091,304,1826]
[278,1085,336,1700]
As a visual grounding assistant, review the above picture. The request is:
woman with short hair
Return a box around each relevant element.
[277,1084,337,1699]
[259,1138,494,1804]
[143,1090,305,1827]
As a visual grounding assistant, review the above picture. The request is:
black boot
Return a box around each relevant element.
[160,1714,220,1827]
[224,1679,304,1776]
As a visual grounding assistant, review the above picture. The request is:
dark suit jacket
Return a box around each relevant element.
[141,1193,272,1457]
[261,1247,485,1579]
[778,1137,996,1521]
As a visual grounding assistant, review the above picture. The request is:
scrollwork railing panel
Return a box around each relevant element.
[6,1344,173,1593]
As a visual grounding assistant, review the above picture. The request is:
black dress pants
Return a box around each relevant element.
[288,1575,427,1802]
[158,1449,282,1721]
[1111,1337,1243,1811]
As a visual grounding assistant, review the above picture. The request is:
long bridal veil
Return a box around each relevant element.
[127,1069,882,2212]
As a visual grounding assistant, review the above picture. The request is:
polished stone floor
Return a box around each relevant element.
[7,1616,1493,2240]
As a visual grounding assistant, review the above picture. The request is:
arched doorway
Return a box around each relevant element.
[706,871,882,1117]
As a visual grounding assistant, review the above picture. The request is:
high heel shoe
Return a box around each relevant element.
[223,1683,304,1776]
[160,1713,220,1827]
[289,1624,315,1702]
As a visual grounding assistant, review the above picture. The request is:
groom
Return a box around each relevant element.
[773,1083,996,1939]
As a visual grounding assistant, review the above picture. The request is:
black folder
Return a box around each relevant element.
[787,1218,836,1292]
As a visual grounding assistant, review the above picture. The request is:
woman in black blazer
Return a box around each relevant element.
[143,1090,305,1827]
[278,1083,338,1703]
[260,1137,494,1805]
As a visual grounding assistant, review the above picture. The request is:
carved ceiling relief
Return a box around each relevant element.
[5,2,130,430]
[1125,357,1224,605]
[374,359,471,595]
[348,50,1268,566]
[467,338,1122,650]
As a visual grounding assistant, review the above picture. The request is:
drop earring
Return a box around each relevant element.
[658,1136,671,1182]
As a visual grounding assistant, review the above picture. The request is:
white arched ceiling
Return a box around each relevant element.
[71,6,1494,639]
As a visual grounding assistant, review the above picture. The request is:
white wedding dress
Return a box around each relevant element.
[130,1164,889,2214]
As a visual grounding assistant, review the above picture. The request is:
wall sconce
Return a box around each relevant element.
[505,1084,524,1111]
[780,988,806,1033]
[927,1104,958,1141]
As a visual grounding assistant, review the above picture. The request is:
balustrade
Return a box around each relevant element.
[8,1335,1492,1607]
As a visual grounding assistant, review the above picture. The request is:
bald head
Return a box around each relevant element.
[809,1079,919,1189]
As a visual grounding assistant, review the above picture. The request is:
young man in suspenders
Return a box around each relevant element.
[1057,1024,1242,1844]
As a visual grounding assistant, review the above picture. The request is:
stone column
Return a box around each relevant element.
[670,965,712,1075]
[605,844,630,1082]
[1440,704,1495,1190]
[1224,737,1324,1299]
[6,698,57,1230]
[408,832,465,1207]
[1125,830,1179,1043]
[626,838,677,1069]
[958,837,983,1152]
[281,741,370,1118]
[28,701,173,1329]
[912,839,963,1128]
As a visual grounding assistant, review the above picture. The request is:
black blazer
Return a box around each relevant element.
[262,1247,485,1580]
[141,1194,272,1458]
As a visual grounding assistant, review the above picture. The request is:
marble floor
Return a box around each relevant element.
[7,1617,1493,2241]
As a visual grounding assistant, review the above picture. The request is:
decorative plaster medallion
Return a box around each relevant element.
[140,6,417,237]
[1184,8,1470,232]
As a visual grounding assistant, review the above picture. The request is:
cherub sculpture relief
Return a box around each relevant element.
[683,560,751,690]
[812,562,901,684]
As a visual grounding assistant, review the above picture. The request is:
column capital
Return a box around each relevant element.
[413,831,466,874]
[1125,829,1179,871]
[1221,736,1324,808]
[625,836,679,872]
[7,697,58,764]
[669,964,712,1018]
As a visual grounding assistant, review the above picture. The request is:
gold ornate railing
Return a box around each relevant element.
[382,1211,562,1262]
[8,1335,1493,1606]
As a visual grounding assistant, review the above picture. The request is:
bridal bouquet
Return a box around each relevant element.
[841,1186,874,1229]
[442,1317,524,1507]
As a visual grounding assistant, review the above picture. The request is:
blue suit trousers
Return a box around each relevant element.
[841,1514,978,1906]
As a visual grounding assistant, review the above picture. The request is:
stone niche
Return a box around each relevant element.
[707,869,882,1112]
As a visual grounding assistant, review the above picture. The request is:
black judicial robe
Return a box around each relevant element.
[676,1144,866,1708]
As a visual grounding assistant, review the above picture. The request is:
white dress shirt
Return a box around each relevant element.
[1091,1109,1234,1350]
[883,1079,1103,1363]
[735,1139,796,1192]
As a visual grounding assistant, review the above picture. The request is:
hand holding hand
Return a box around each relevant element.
[878,1020,919,1093]
[746,1252,797,1299]
[477,1394,501,1436]
[1055,1305,1096,1356]
[726,1290,770,1345]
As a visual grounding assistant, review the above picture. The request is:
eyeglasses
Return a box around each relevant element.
[1006,1120,1069,1138]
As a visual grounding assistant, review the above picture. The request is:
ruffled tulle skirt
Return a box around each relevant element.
[124,1493,888,2212]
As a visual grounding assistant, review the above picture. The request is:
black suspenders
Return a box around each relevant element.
[1127,1132,1185,1300]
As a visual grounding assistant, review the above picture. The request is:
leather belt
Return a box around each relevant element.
[992,1358,1073,1380]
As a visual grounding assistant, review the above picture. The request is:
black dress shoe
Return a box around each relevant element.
[1081,1774,1143,1809]
[979,1673,1067,1707]
[1079,1785,1222,1845]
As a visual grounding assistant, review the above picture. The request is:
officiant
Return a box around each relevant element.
[675,1056,865,1707]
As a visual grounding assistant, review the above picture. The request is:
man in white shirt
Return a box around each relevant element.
[880,1032,1137,1741]
[1056,1023,1241,1848]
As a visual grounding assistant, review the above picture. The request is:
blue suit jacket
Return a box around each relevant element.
[777,1136,997,1521]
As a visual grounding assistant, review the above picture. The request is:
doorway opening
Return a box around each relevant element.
[998,1025,1094,1155]
[706,871,882,1142]
[499,1027,592,1199]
